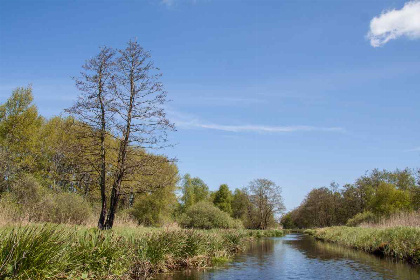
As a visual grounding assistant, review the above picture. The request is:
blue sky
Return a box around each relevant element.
[1,0,419,210]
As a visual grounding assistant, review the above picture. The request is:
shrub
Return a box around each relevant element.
[46,192,93,224]
[179,201,243,229]
[10,174,43,206]
[346,211,377,227]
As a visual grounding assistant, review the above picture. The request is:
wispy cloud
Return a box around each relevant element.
[175,120,344,133]
[367,1,420,47]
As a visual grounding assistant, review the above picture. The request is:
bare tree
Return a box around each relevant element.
[246,179,285,229]
[66,47,116,229]
[103,40,174,229]
[68,40,174,229]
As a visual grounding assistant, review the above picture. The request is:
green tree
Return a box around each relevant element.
[0,86,43,177]
[369,182,411,216]
[231,188,249,220]
[213,184,232,214]
[180,174,209,209]
[280,212,296,229]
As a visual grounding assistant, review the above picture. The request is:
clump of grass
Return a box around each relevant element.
[0,225,68,279]
[68,229,133,277]
[307,226,420,264]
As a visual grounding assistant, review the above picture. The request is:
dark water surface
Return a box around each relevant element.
[155,234,420,280]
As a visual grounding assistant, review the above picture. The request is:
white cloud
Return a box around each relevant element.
[367,1,420,47]
[175,120,344,133]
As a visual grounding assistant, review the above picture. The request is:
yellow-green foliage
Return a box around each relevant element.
[308,226,420,264]
[0,224,286,279]
[346,211,377,227]
[179,201,243,229]
[0,174,93,225]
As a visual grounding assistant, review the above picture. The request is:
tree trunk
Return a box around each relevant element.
[104,181,120,229]
[97,71,108,230]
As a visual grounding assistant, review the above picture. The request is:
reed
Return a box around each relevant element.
[360,211,420,228]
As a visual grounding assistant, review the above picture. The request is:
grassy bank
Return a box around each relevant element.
[305,226,420,264]
[0,224,285,280]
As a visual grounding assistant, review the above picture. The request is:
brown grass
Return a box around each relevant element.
[360,211,420,228]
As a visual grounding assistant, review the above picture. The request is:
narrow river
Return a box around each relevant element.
[155,234,420,280]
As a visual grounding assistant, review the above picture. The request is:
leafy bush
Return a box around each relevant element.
[179,201,243,229]
[46,192,93,224]
[346,211,377,227]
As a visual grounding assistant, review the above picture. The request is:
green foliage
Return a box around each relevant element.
[131,187,178,226]
[369,182,412,216]
[180,174,210,209]
[346,211,377,227]
[0,86,43,176]
[213,184,233,214]
[280,212,296,229]
[180,201,243,229]
[231,188,249,220]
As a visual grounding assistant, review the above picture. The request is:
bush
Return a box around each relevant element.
[46,192,93,224]
[179,201,243,229]
[346,211,377,227]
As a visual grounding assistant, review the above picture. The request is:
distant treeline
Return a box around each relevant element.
[281,168,420,229]
[0,87,285,230]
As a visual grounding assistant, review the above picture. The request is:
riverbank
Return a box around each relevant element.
[304,226,420,264]
[0,224,285,280]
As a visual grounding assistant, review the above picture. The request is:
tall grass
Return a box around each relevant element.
[305,226,420,264]
[360,211,420,228]
[0,224,286,279]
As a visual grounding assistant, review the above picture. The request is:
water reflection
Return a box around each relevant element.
[155,234,420,280]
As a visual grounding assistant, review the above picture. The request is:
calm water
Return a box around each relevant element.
[155,234,420,280]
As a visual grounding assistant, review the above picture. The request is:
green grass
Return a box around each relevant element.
[0,224,286,279]
[305,226,420,264]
